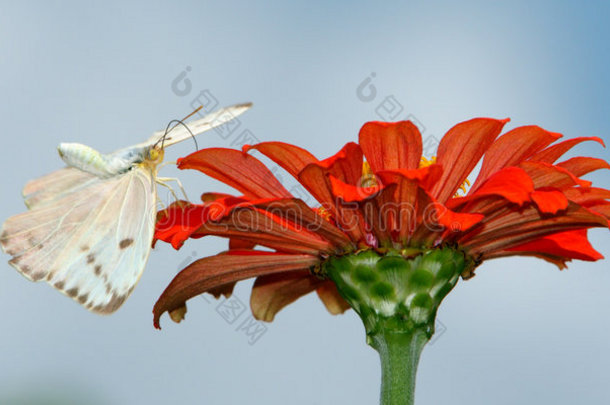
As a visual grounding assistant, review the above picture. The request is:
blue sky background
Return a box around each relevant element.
[0,1,609,404]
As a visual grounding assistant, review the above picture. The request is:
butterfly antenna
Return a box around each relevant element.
[156,105,204,150]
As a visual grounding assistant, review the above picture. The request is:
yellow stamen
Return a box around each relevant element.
[315,206,333,222]
[419,155,470,197]
[361,161,378,187]
[419,155,437,168]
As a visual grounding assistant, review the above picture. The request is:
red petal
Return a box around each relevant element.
[298,164,338,210]
[359,121,422,172]
[316,281,351,315]
[250,270,322,322]
[197,207,335,255]
[463,202,609,255]
[556,157,610,178]
[155,202,216,250]
[251,198,353,250]
[562,187,610,206]
[153,251,320,328]
[531,189,569,214]
[471,125,561,191]
[328,175,382,202]
[411,189,483,245]
[243,142,318,179]
[469,167,534,206]
[319,142,363,186]
[519,161,591,188]
[376,166,443,243]
[530,136,605,164]
[504,229,604,262]
[229,239,257,250]
[431,118,509,203]
[298,164,366,243]
[178,148,292,199]
[377,164,443,189]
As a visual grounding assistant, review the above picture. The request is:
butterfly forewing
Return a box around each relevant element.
[146,103,252,148]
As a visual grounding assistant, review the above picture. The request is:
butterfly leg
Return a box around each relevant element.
[157,161,177,171]
[156,177,188,201]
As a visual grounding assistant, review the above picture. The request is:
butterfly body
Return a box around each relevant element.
[58,142,155,178]
[1,103,252,313]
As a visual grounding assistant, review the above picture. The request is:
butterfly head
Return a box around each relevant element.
[147,147,165,165]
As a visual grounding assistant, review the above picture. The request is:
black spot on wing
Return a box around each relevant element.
[93,292,127,314]
[94,265,102,276]
[119,238,134,249]
[86,254,95,264]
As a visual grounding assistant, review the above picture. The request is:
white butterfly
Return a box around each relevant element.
[1,103,251,313]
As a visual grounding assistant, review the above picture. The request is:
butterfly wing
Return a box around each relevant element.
[1,164,156,313]
[22,167,99,209]
[145,102,252,148]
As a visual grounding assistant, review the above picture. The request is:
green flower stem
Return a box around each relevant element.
[369,328,428,405]
[324,247,471,405]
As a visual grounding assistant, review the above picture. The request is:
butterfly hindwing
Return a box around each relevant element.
[22,167,99,209]
[1,165,156,313]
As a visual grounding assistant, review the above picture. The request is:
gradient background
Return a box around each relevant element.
[1,1,609,404]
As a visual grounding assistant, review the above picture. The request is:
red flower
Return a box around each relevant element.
[153,118,609,328]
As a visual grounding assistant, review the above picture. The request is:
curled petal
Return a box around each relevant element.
[531,136,605,164]
[556,157,610,178]
[316,281,351,315]
[251,270,322,322]
[153,251,320,328]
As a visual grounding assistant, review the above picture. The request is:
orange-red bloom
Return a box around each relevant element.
[153,118,609,328]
